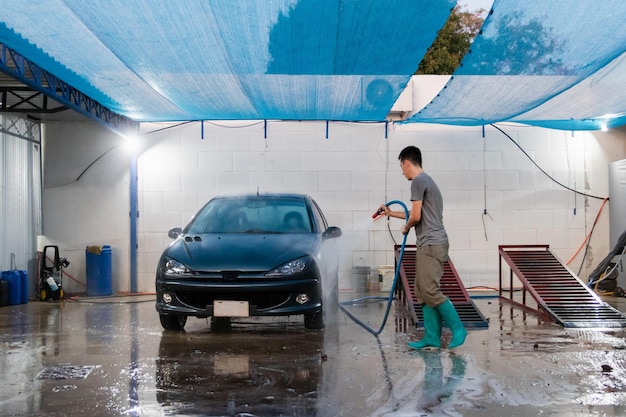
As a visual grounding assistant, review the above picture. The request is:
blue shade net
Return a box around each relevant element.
[0,0,454,122]
[405,0,626,130]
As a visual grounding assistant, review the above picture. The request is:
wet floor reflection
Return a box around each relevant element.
[129,302,141,416]
[155,323,325,416]
[368,350,467,416]
[414,351,466,412]
[2,295,626,416]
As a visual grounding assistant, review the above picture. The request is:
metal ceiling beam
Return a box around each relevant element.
[0,42,137,134]
[1,86,67,113]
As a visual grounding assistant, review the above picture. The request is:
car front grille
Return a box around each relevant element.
[177,291,291,311]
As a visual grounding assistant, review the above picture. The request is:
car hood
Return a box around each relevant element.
[164,233,320,272]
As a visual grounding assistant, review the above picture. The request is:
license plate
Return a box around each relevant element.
[214,354,250,377]
[214,300,249,317]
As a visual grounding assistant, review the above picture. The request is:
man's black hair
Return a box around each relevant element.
[398,146,422,167]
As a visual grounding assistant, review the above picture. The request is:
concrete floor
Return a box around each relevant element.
[1,292,626,417]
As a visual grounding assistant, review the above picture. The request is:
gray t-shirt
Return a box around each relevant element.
[410,172,448,247]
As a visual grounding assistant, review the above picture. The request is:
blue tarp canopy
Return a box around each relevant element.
[1,0,625,130]
[0,0,453,123]
[406,0,626,130]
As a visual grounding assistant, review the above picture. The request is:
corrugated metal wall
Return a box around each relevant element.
[609,159,626,247]
[609,159,626,289]
[0,114,42,296]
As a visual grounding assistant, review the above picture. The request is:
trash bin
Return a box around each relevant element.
[86,245,113,296]
[352,266,370,292]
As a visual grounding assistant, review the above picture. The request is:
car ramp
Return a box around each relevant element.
[498,244,626,328]
[394,245,489,328]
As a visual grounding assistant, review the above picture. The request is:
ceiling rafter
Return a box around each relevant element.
[1,86,67,113]
[0,42,137,134]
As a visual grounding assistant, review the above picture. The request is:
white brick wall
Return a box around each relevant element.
[39,81,626,295]
[133,119,618,292]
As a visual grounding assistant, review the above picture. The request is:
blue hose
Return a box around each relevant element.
[339,200,409,336]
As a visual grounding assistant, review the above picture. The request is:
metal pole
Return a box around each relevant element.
[130,151,138,293]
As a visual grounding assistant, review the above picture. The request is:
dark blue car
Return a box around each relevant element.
[156,193,342,331]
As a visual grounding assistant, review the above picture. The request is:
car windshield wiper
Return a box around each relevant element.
[245,229,280,234]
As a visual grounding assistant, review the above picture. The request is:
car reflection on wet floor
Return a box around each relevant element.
[156,325,324,416]
[1,294,626,416]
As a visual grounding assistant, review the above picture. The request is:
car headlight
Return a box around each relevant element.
[266,257,310,277]
[162,258,194,275]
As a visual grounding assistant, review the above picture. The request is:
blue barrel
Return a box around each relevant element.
[86,245,113,297]
[1,270,21,305]
[17,270,28,304]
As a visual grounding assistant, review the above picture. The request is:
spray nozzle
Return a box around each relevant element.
[372,207,386,220]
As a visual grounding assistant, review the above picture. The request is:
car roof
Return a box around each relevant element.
[212,193,311,201]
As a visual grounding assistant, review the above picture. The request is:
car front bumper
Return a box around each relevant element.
[155,275,322,318]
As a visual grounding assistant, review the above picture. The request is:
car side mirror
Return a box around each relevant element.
[322,226,342,240]
[168,227,183,239]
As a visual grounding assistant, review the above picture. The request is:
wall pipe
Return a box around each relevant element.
[339,200,409,336]
[129,150,138,293]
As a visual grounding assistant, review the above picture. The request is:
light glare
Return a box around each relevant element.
[124,134,140,153]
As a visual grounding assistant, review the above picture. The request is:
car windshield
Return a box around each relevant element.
[186,196,313,234]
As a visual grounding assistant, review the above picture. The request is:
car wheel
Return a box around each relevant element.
[304,308,324,330]
[159,314,187,331]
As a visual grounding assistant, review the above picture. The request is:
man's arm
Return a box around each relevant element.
[381,205,408,220]
[380,200,422,234]
[401,200,422,235]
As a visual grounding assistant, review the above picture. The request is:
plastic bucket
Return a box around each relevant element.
[1,270,21,305]
[86,245,113,297]
[377,265,395,292]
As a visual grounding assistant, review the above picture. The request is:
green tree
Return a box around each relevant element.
[416,5,485,75]
[467,11,567,75]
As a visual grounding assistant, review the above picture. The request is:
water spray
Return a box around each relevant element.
[339,200,409,336]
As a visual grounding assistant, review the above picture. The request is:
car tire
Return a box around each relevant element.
[160,314,187,331]
[304,308,324,330]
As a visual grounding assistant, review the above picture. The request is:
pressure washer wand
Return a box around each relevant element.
[372,207,385,221]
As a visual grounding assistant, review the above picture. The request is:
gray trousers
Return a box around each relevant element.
[414,242,449,307]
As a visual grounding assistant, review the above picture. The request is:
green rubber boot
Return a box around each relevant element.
[436,298,467,349]
[407,305,442,350]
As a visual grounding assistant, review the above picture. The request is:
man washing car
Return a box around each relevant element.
[380,145,467,349]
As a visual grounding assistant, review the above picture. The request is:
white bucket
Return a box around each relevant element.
[377,265,395,292]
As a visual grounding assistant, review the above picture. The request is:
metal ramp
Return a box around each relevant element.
[499,244,626,328]
[394,245,489,328]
